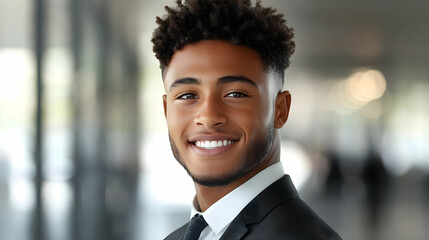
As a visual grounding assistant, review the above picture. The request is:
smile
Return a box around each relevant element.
[195,140,233,149]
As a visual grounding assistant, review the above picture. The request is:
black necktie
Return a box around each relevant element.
[183,214,208,240]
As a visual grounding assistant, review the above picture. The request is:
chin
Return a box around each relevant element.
[190,174,239,187]
[187,166,245,187]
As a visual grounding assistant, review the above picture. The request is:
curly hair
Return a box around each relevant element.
[152,0,295,82]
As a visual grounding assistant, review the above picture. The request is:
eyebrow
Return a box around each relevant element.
[168,75,258,91]
[169,77,200,90]
[217,75,258,87]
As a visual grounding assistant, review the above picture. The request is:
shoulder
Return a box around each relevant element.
[238,175,342,239]
[246,196,342,240]
[163,222,188,240]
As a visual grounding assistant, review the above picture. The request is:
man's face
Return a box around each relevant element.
[163,40,285,186]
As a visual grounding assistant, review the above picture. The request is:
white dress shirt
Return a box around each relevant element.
[189,162,285,240]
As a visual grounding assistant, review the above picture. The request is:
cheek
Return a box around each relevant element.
[166,105,193,136]
[248,95,273,124]
[231,103,269,136]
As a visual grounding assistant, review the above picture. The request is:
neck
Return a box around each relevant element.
[194,131,281,212]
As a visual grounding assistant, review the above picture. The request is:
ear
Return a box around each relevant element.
[274,91,291,128]
[162,95,167,119]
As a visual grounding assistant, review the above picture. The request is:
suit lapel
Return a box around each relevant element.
[219,175,298,239]
[241,175,298,224]
[166,176,298,240]
[219,214,248,240]
[168,215,248,240]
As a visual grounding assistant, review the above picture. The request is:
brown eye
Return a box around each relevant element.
[177,93,198,100]
[226,92,248,98]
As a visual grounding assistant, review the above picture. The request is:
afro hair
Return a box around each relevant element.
[152,0,295,81]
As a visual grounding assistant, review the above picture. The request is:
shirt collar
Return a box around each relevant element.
[190,162,285,234]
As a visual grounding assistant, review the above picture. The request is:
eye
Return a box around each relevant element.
[177,93,198,100]
[226,92,249,98]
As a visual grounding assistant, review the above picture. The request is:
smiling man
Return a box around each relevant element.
[152,1,342,240]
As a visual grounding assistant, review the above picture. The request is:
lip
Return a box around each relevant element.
[189,141,237,156]
[188,134,240,156]
[188,134,239,142]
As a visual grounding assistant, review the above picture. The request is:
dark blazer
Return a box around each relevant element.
[164,175,342,240]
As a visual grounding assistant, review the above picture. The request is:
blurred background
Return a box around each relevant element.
[0,0,428,239]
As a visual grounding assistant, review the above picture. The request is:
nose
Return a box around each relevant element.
[194,96,227,129]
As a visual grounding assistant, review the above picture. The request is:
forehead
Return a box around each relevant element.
[164,40,267,86]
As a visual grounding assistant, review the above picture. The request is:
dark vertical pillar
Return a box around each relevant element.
[95,3,109,239]
[70,1,141,239]
[33,0,45,240]
[70,0,83,239]
[122,38,141,240]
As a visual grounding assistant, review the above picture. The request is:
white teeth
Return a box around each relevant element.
[194,139,234,149]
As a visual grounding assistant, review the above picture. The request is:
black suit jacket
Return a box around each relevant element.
[164,175,342,240]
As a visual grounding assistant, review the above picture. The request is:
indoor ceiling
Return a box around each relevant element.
[140,0,429,84]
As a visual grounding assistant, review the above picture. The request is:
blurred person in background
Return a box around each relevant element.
[152,0,342,239]
[362,147,391,240]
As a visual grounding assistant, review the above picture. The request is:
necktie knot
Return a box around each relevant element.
[183,214,208,240]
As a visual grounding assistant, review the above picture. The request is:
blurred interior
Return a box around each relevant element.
[0,0,428,240]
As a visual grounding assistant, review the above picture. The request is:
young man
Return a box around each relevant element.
[152,0,342,239]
